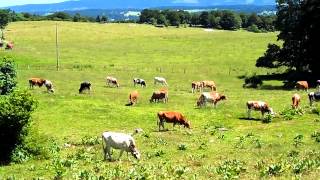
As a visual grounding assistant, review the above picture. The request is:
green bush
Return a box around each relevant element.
[280,107,304,120]
[247,24,261,33]
[0,90,37,164]
[0,58,17,95]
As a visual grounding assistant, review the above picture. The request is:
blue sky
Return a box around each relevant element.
[0,0,67,7]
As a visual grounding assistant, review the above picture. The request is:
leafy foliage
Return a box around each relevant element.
[0,58,17,95]
[0,90,37,163]
[215,160,246,179]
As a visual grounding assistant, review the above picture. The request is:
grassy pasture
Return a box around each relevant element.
[0,21,319,179]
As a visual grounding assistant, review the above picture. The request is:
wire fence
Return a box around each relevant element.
[15,64,242,76]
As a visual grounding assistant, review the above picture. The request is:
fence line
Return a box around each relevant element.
[16,64,242,75]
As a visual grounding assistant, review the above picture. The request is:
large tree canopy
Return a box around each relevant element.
[256,0,320,75]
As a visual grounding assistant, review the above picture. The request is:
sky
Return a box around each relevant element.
[0,0,67,7]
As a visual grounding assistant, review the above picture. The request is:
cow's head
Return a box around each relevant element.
[129,144,141,160]
[220,95,227,100]
[49,88,55,93]
[268,108,275,116]
[184,120,191,128]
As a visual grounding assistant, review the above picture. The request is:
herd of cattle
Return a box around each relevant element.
[28,77,320,160]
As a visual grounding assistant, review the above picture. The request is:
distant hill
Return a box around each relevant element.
[6,0,276,13]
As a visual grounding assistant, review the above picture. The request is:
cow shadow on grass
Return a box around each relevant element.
[239,117,261,121]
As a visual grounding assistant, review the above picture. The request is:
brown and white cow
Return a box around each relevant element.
[127,90,139,106]
[197,92,227,107]
[191,81,202,93]
[246,101,274,119]
[292,93,301,109]
[5,41,14,50]
[295,81,308,92]
[157,111,191,131]
[201,80,216,92]
[29,78,46,89]
[106,76,119,88]
[150,89,168,103]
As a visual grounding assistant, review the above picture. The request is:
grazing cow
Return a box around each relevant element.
[29,78,46,89]
[317,80,320,92]
[197,92,227,107]
[79,81,91,93]
[133,78,146,87]
[127,90,139,106]
[102,131,141,161]
[308,92,320,106]
[5,42,14,50]
[150,89,168,103]
[292,93,301,109]
[154,77,168,86]
[247,101,274,119]
[44,80,54,93]
[106,76,119,88]
[201,80,217,92]
[295,81,308,92]
[157,111,191,131]
[191,81,202,93]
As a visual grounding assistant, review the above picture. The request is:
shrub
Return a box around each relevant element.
[0,58,17,95]
[311,131,320,143]
[293,134,304,148]
[262,114,273,123]
[0,90,37,164]
[247,24,261,33]
[261,163,283,176]
[280,107,304,120]
[215,160,246,179]
[178,144,187,151]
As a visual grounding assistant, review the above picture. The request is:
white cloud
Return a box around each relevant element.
[0,0,68,7]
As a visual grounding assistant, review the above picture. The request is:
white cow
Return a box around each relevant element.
[102,131,141,161]
[154,77,168,86]
[106,76,119,87]
[197,92,227,107]
[44,80,54,93]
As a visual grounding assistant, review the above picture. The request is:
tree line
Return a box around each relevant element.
[0,9,109,23]
[139,9,277,32]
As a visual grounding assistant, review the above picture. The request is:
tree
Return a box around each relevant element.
[96,15,101,22]
[219,11,241,30]
[199,11,209,27]
[157,14,168,26]
[247,13,262,28]
[73,13,81,22]
[0,58,17,95]
[101,15,108,23]
[0,9,10,39]
[256,0,320,75]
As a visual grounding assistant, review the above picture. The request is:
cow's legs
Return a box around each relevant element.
[247,109,252,119]
[118,149,124,160]
[106,147,112,161]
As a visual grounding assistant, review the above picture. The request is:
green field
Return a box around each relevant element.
[0,21,319,179]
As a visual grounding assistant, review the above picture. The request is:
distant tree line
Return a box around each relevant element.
[0,9,109,23]
[139,9,276,32]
